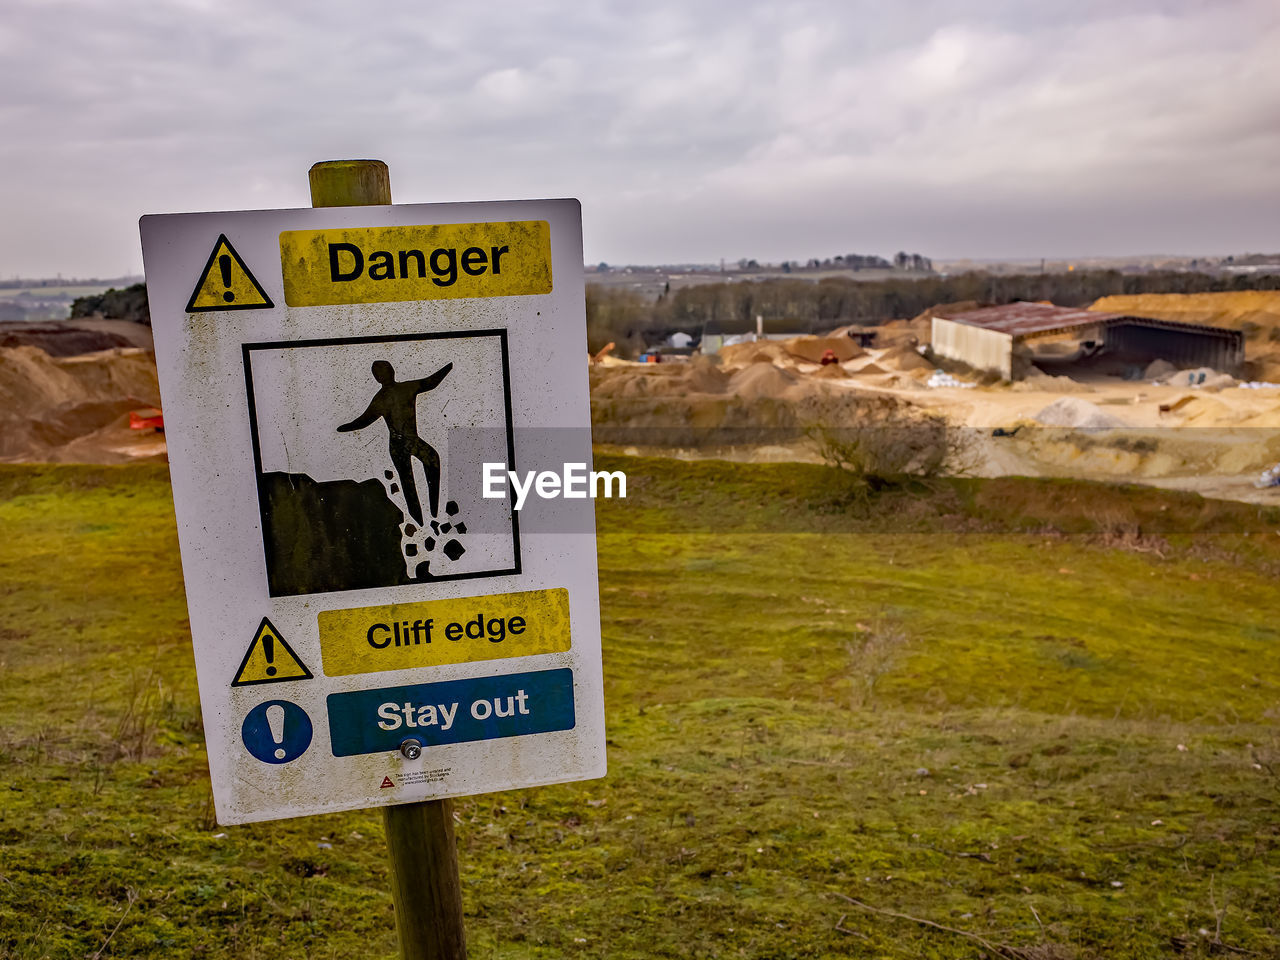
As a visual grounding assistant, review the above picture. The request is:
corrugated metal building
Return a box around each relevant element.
[931,302,1244,380]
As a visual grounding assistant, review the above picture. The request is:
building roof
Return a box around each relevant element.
[935,302,1121,338]
[935,301,1241,341]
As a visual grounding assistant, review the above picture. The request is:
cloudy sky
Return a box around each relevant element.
[1,0,1277,277]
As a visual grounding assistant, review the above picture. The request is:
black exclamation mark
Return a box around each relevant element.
[219,254,234,303]
[263,633,276,676]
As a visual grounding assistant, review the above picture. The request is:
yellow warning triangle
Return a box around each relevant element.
[231,617,313,686]
[186,234,274,312]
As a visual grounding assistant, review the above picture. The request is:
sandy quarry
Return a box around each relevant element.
[590,295,1280,506]
[0,343,164,463]
[5,293,1280,505]
[592,339,1280,503]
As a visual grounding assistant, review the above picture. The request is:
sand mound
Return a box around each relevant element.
[1240,404,1280,429]
[852,362,888,376]
[681,356,730,393]
[1091,291,1280,342]
[728,363,799,400]
[811,363,849,379]
[911,300,982,324]
[1013,368,1096,393]
[879,345,934,372]
[782,335,864,364]
[719,340,782,367]
[0,324,134,357]
[1034,397,1128,430]
[1144,358,1178,380]
[0,345,162,462]
[1243,349,1280,383]
[1176,396,1247,426]
[591,356,732,400]
[720,335,865,368]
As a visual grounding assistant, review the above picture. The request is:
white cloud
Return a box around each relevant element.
[0,0,1276,275]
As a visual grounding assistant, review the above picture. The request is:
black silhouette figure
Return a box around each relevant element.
[337,360,453,524]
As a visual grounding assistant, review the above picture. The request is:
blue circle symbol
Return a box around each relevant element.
[242,699,313,764]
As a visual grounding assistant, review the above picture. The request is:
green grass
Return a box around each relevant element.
[0,459,1278,958]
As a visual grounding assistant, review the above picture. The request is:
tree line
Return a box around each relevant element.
[70,282,151,324]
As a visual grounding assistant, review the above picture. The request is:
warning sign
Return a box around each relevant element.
[242,331,518,597]
[279,220,551,307]
[318,587,571,676]
[231,617,314,686]
[138,198,604,826]
[186,234,274,312]
[241,699,313,763]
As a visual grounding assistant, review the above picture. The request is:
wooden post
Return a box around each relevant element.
[309,159,468,960]
[309,159,392,208]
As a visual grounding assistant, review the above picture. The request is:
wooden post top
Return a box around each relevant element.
[308,160,392,207]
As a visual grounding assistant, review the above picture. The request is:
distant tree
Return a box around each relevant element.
[69,282,150,325]
[585,285,654,357]
[647,269,1280,334]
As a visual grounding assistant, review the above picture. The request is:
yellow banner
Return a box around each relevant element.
[279,220,552,306]
[318,588,571,676]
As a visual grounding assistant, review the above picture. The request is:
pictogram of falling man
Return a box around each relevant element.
[337,359,453,524]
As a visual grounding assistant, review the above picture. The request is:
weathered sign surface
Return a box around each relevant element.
[139,200,604,824]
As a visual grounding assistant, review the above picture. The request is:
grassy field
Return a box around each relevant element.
[0,458,1278,958]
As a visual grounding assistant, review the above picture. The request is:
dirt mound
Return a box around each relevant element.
[1144,358,1178,380]
[811,363,849,379]
[1243,349,1280,383]
[910,300,982,324]
[1091,291,1280,340]
[591,370,678,400]
[591,356,731,400]
[0,324,134,357]
[879,345,934,372]
[728,363,799,400]
[719,335,865,368]
[1176,396,1243,425]
[782,335,864,364]
[0,346,161,462]
[719,340,782,367]
[1240,404,1280,429]
[853,362,888,376]
[1013,368,1096,393]
[1034,397,1128,430]
[681,356,730,393]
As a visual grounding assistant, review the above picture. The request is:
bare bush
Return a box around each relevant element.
[846,620,909,710]
[813,409,973,503]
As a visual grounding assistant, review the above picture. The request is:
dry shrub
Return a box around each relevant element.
[846,620,908,710]
[813,408,973,503]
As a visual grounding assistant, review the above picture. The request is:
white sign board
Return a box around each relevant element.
[139,200,604,824]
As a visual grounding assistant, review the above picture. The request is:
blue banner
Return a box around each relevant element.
[327,667,575,757]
